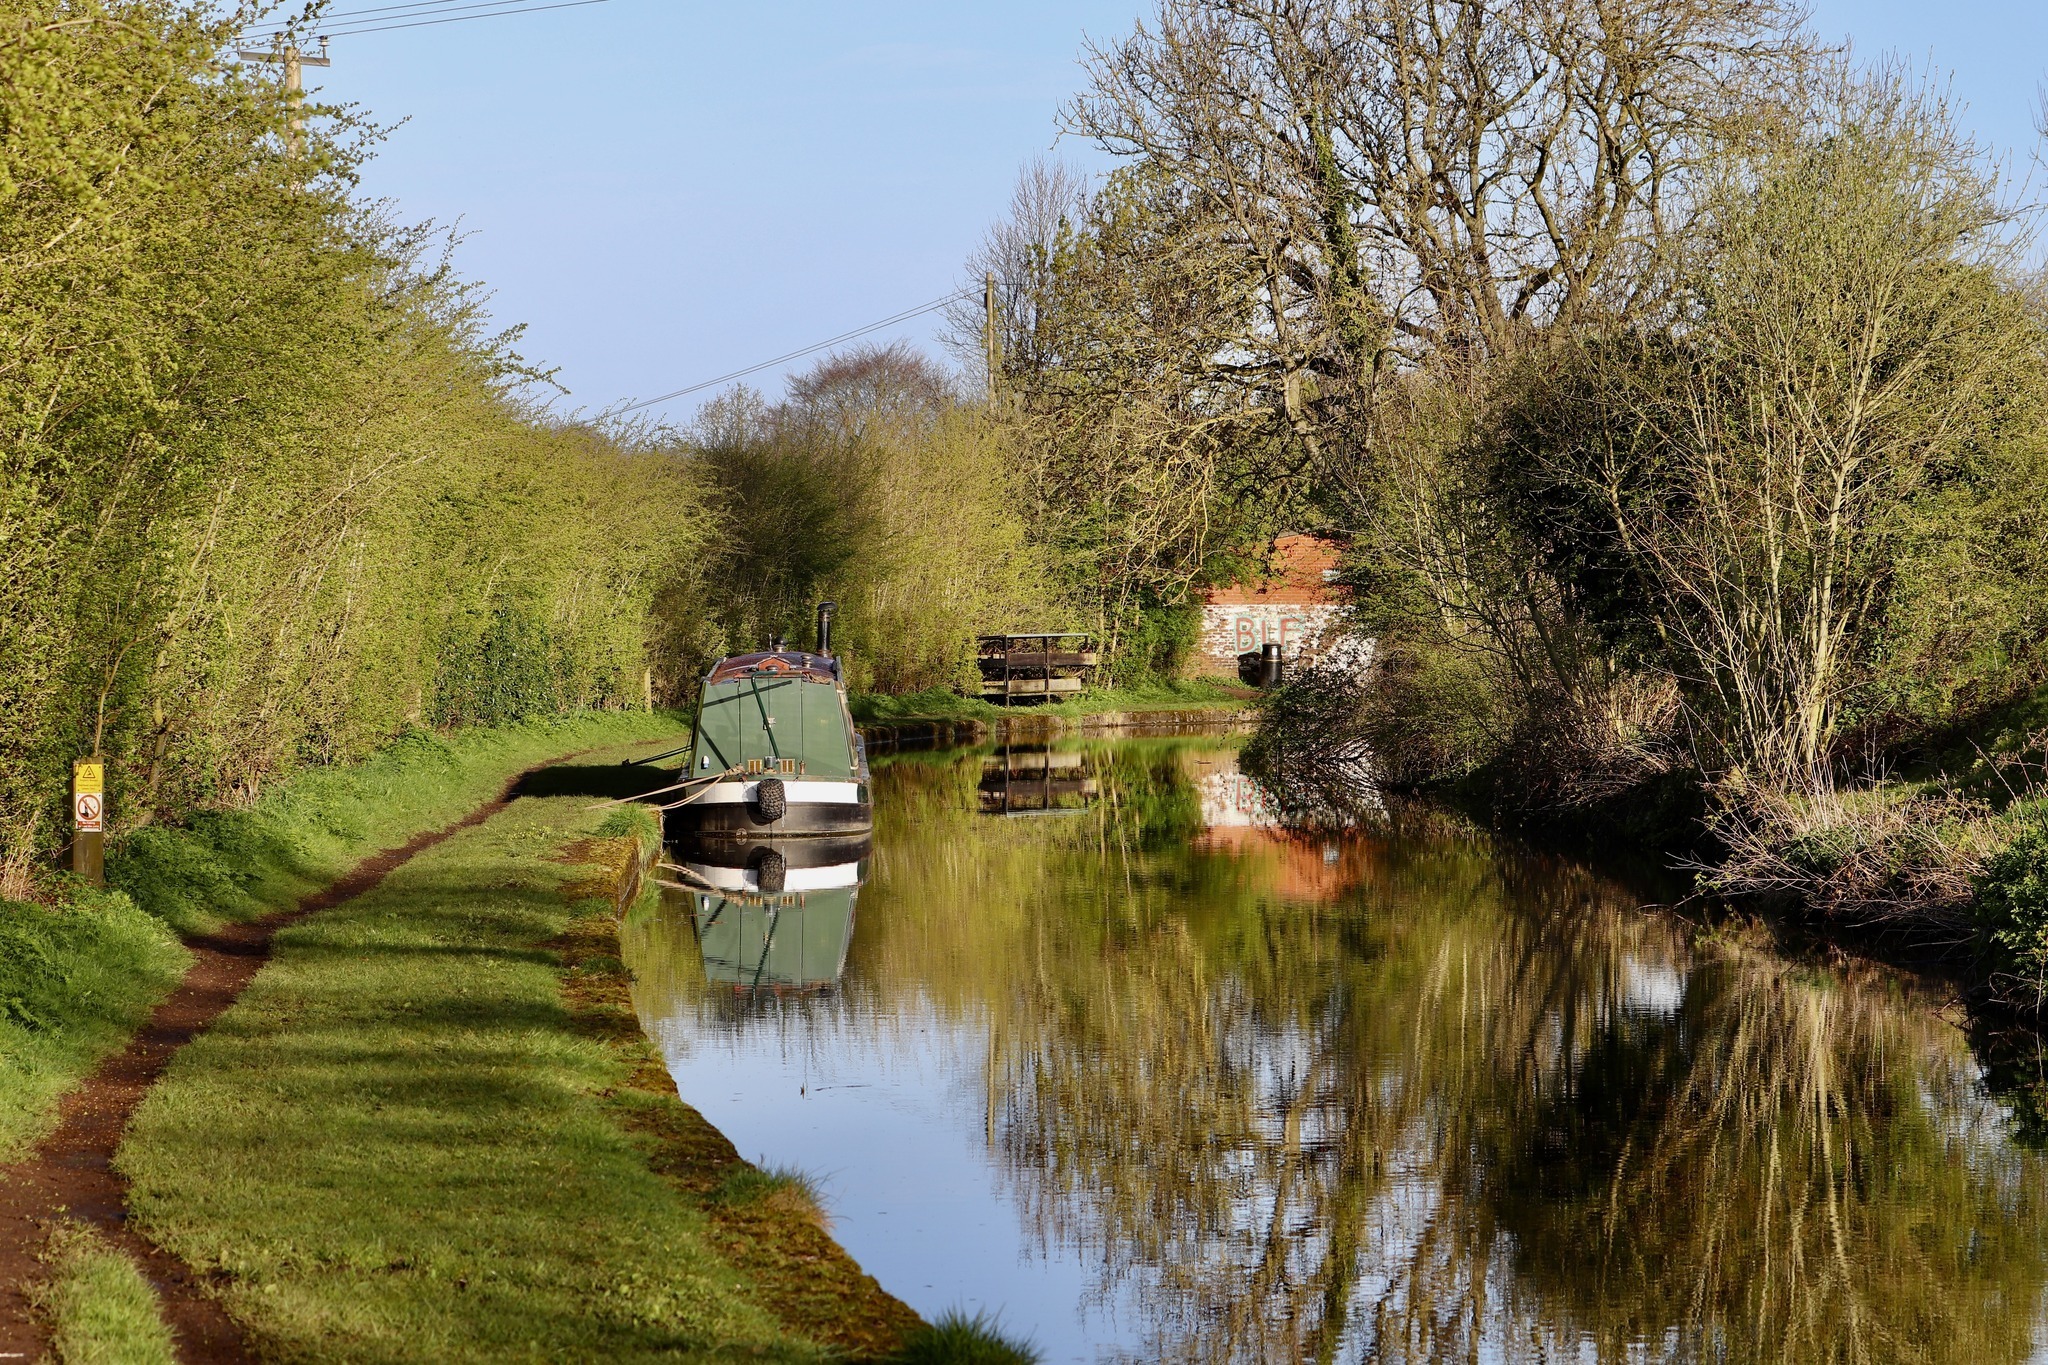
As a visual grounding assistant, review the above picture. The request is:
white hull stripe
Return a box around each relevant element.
[683,861,862,893]
[693,780,863,806]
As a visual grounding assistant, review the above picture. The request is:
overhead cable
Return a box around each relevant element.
[242,0,607,42]
[617,292,973,414]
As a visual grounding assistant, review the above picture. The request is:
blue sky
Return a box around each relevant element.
[299,1,2047,421]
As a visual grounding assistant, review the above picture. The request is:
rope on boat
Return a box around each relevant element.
[650,769,751,812]
[581,764,744,810]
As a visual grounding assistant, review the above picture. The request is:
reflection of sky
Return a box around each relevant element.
[630,744,2048,1363]
[647,997,1141,1361]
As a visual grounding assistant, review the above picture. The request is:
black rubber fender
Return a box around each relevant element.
[754,776,787,823]
[754,847,788,894]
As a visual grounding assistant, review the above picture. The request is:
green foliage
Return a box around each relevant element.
[33,1222,177,1365]
[433,603,579,728]
[1492,77,2047,784]
[0,2,702,887]
[885,1311,1040,1365]
[0,890,188,1157]
[979,164,1315,666]
[677,347,1056,696]
[1976,821,2048,988]
[1108,601,1201,686]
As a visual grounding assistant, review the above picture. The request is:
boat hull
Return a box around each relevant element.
[666,777,872,841]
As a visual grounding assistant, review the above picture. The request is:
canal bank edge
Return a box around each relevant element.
[106,741,929,1362]
[554,808,929,1359]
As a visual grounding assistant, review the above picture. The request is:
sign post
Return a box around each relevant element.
[72,759,104,886]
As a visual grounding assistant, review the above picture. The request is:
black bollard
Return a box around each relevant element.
[1260,641,1284,688]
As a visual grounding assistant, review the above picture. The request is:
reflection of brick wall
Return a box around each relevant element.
[1199,604,1342,667]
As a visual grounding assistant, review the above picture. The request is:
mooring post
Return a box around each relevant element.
[71,757,104,886]
[1261,641,1283,688]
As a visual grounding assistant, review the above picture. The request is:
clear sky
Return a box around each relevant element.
[297,1,2047,422]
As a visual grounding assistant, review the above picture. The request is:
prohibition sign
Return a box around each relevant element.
[75,791,103,831]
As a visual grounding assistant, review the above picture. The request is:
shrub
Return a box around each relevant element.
[1976,822,2048,996]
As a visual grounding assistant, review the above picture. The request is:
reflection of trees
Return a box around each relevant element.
[1467,952,2048,1363]
[858,746,2048,1363]
[633,742,2048,1363]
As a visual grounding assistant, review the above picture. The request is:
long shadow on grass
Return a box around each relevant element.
[513,762,681,802]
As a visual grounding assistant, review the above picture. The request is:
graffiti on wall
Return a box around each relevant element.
[1200,603,1342,663]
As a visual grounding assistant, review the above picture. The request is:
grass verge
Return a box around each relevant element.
[565,885,923,1358]
[0,710,688,1161]
[116,743,913,1362]
[851,677,1250,726]
[885,1311,1040,1365]
[31,1221,177,1365]
[111,711,690,937]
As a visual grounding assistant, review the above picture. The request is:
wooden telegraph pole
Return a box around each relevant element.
[71,759,104,886]
[983,269,1000,411]
[236,37,332,156]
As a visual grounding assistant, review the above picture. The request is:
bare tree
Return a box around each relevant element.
[946,157,1094,388]
[1067,0,1811,413]
[1536,71,2031,786]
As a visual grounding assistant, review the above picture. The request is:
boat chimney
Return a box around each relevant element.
[815,601,836,656]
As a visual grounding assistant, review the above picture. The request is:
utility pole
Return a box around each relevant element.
[983,269,1000,411]
[236,37,331,157]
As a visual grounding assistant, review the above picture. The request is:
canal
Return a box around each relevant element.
[622,737,2048,1363]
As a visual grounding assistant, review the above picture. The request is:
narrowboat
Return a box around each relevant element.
[668,603,872,842]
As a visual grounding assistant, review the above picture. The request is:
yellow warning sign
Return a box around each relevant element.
[74,760,103,796]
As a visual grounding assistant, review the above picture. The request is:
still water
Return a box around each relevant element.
[622,739,2048,1363]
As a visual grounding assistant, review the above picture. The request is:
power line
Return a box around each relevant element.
[243,0,607,42]
[274,0,513,24]
[249,0,493,29]
[617,292,974,415]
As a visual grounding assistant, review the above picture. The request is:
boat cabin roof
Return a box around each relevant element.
[705,651,840,686]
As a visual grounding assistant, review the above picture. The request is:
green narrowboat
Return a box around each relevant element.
[670,604,871,842]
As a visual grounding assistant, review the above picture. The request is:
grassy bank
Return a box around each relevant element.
[851,677,1251,727]
[1259,665,2048,1009]
[1691,687,2048,1002]
[0,711,687,1161]
[31,1221,177,1365]
[112,741,941,1362]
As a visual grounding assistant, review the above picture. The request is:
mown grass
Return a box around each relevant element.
[115,749,831,1363]
[0,890,190,1160]
[850,677,1250,726]
[0,712,687,1161]
[31,1222,177,1365]
[111,712,690,937]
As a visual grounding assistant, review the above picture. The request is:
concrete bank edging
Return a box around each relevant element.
[860,705,1255,754]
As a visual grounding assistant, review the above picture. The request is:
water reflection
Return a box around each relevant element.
[980,746,1101,817]
[626,742,2048,1363]
[661,838,866,996]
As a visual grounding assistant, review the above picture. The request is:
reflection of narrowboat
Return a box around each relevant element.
[670,604,872,842]
[666,838,865,994]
